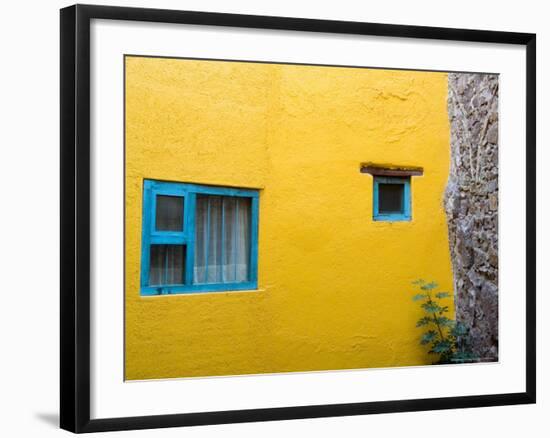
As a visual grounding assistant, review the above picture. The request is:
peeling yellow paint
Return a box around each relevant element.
[125,56,454,380]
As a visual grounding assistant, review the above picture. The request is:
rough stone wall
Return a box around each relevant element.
[445,73,499,361]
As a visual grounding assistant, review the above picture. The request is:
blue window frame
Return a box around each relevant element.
[373,176,411,221]
[141,179,259,295]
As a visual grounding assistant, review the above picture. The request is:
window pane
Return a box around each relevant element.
[235,197,251,282]
[207,196,223,283]
[149,244,186,286]
[222,197,236,282]
[156,195,184,231]
[194,195,251,284]
[378,184,404,213]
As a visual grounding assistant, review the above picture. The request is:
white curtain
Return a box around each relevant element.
[194,195,251,284]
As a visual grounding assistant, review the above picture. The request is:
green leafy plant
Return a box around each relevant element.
[412,279,477,364]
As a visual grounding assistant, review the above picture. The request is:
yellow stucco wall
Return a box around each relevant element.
[125,56,454,380]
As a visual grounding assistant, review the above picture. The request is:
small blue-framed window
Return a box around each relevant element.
[373,176,411,221]
[141,180,259,295]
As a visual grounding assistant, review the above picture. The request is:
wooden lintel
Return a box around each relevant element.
[360,166,424,177]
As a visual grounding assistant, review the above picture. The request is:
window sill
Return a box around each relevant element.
[373,215,412,222]
[139,287,265,297]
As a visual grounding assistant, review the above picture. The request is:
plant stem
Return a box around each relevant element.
[427,290,445,341]
[433,311,445,340]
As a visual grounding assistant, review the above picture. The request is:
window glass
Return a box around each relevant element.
[378,183,404,213]
[149,244,186,286]
[155,195,184,231]
[194,195,251,284]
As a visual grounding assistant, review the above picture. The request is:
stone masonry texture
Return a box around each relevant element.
[446,73,499,361]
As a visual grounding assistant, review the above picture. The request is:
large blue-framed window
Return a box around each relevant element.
[141,180,259,295]
[373,176,411,221]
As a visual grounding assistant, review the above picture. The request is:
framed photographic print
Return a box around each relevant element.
[60,4,536,433]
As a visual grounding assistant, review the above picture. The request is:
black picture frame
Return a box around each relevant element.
[60,4,536,433]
